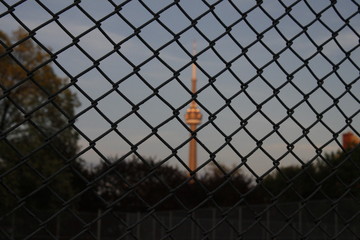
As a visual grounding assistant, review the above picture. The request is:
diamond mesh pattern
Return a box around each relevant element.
[0,0,359,239]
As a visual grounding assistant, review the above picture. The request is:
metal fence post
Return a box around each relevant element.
[238,207,242,236]
[11,213,15,240]
[152,214,156,240]
[334,205,338,237]
[266,209,270,240]
[169,211,173,236]
[97,209,102,240]
[298,202,302,237]
[212,208,216,240]
[136,212,141,239]
[56,215,60,240]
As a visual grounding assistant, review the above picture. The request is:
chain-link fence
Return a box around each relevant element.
[0,0,359,239]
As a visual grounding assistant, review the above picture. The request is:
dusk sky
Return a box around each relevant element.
[1,0,359,178]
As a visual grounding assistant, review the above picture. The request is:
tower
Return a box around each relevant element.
[185,42,202,173]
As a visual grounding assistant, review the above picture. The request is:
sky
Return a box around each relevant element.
[0,0,359,178]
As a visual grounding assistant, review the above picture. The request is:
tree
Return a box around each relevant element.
[262,164,318,202]
[261,145,360,203]
[90,157,255,211]
[200,162,252,206]
[315,145,360,199]
[92,156,187,211]
[0,29,80,212]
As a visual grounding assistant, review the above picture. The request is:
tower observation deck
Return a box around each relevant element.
[185,43,202,173]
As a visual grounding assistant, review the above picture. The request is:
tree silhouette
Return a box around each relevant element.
[0,29,80,212]
[262,164,318,202]
[89,157,253,211]
[262,144,360,202]
[200,162,252,206]
[91,156,187,211]
[315,145,360,199]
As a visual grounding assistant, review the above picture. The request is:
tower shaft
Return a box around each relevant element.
[185,42,202,173]
[188,124,198,172]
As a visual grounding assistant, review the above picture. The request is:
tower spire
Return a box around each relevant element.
[191,41,197,106]
[185,41,202,174]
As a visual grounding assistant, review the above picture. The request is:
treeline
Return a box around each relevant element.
[262,146,360,202]
[77,156,254,211]
[73,146,360,211]
[1,146,359,213]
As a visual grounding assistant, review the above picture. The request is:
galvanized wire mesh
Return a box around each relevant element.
[0,0,359,239]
